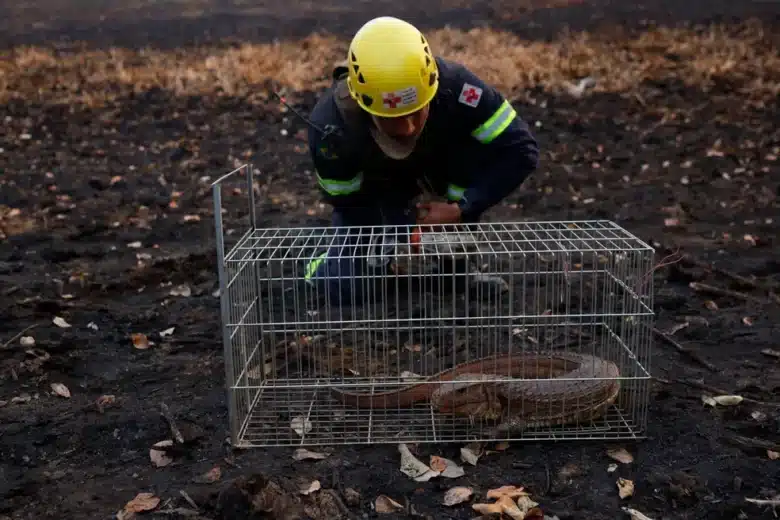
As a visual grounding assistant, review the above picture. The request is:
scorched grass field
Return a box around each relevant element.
[0,1,779,519]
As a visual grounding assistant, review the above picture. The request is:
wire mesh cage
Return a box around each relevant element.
[212,165,655,448]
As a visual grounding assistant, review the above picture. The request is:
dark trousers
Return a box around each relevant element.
[304,203,483,306]
[304,205,414,306]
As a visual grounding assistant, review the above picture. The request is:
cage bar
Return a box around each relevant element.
[212,165,655,448]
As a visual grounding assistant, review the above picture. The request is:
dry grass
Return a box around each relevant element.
[0,19,777,106]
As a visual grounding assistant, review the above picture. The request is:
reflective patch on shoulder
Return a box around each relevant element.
[458,83,483,107]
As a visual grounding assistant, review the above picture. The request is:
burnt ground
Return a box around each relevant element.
[1,1,780,520]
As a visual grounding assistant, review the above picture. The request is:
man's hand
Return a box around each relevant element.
[416,201,462,225]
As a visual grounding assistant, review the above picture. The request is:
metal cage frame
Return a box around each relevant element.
[212,164,655,448]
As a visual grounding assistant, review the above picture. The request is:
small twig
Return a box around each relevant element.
[676,378,780,408]
[1,323,39,349]
[746,498,780,506]
[179,490,199,510]
[152,507,204,517]
[679,253,778,292]
[2,285,20,296]
[636,246,684,295]
[651,327,718,372]
[723,434,780,452]
[543,462,552,496]
[688,282,765,304]
[745,497,780,518]
[161,403,185,444]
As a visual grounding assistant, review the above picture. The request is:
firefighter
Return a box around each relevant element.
[304,16,539,305]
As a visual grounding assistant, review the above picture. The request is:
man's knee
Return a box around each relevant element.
[304,251,384,305]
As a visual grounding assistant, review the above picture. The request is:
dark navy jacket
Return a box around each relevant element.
[306,56,539,223]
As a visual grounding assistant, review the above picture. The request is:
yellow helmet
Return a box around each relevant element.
[346,17,439,118]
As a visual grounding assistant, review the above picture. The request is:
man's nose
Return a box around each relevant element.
[388,116,416,136]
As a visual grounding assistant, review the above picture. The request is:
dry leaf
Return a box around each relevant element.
[474,486,542,519]
[430,455,447,472]
[344,488,361,506]
[430,456,465,478]
[398,443,439,481]
[375,495,404,513]
[752,410,767,421]
[132,333,151,349]
[667,322,689,335]
[150,440,174,467]
[703,394,744,407]
[517,495,541,517]
[11,394,31,404]
[768,450,779,460]
[487,486,528,499]
[96,394,116,412]
[290,416,312,436]
[704,300,718,310]
[443,486,473,506]
[293,448,328,461]
[299,480,321,495]
[124,492,160,513]
[607,447,634,464]
[460,442,483,465]
[701,395,717,407]
[714,395,744,406]
[53,316,71,328]
[169,284,192,297]
[200,466,222,482]
[51,383,71,398]
[20,336,35,347]
[607,463,618,473]
[622,507,654,520]
[473,495,526,520]
[617,477,634,499]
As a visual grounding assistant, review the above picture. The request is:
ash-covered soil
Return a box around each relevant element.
[1,1,780,520]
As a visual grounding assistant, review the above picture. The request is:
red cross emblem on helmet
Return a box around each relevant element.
[383,93,402,108]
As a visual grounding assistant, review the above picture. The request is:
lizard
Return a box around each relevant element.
[329,352,621,434]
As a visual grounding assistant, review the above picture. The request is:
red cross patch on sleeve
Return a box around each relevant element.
[458,83,483,107]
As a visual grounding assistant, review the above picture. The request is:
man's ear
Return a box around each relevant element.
[332,62,349,81]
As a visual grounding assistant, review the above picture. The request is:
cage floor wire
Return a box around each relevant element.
[236,381,645,447]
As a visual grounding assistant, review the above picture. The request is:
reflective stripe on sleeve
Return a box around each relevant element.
[317,172,362,196]
[446,183,465,201]
[471,99,517,144]
[304,251,328,282]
